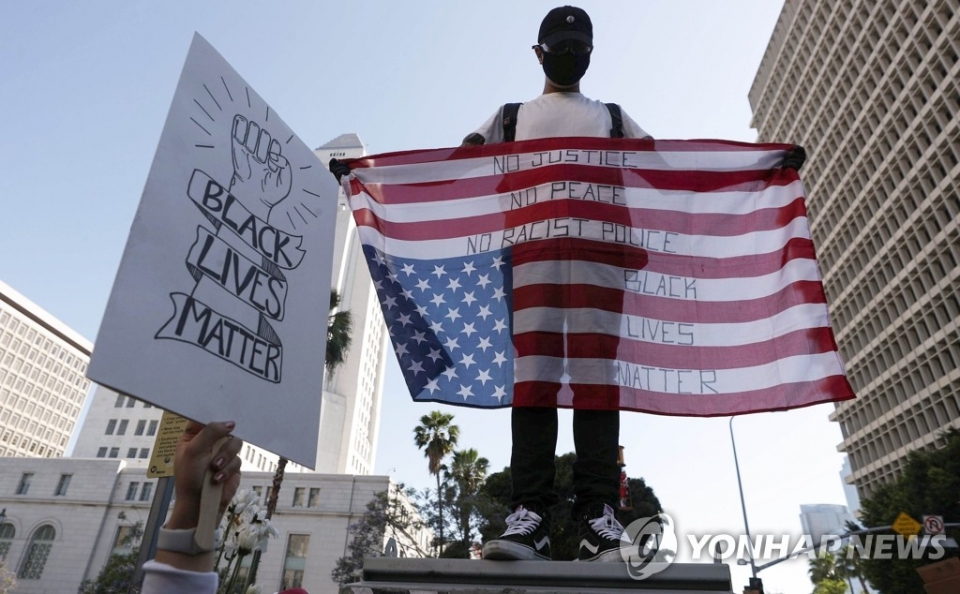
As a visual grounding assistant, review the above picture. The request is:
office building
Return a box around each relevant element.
[0,280,92,459]
[750,0,960,497]
[313,134,389,475]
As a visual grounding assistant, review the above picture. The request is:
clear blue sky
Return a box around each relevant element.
[1,2,852,592]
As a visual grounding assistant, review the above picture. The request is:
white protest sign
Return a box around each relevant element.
[88,33,336,467]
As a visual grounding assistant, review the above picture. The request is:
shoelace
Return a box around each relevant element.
[502,507,542,537]
[589,511,625,541]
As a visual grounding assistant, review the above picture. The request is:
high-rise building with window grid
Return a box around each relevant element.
[750,0,960,497]
[0,280,92,459]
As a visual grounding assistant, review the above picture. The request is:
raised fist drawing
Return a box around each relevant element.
[230,114,292,221]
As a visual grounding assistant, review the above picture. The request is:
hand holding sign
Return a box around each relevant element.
[230,114,291,220]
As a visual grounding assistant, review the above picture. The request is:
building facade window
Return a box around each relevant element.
[126,482,139,501]
[292,487,305,507]
[127,448,137,459]
[116,420,128,435]
[139,448,149,459]
[140,482,153,502]
[97,447,107,458]
[16,472,32,495]
[54,474,71,496]
[308,488,321,508]
[114,394,125,407]
[126,397,135,407]
[105,419,116,435]
[109,447,119,458]
[147,420,158,436]
[280,534,310,589]
[135,420,146,436]
[17,524,55,579]
[0,522,14,561]
[112,524,140,555]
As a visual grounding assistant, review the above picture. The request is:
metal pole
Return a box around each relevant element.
[130,476,175,592]
[729,416,758,580]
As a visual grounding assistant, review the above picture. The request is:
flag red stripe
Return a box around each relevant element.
[351,197,808,241]
[511,280,828,323]
[353,165,798,205]
[348,137,794,168]
[512,375,855,414]
[511,327,839,369]
[508,237,816,279]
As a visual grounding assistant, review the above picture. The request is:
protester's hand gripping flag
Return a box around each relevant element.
[343,138,855,415]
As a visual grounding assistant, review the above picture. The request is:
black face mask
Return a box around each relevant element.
[541,51,590,86]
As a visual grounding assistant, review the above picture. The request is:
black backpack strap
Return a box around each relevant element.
[501,103,522,142]
[606,103,625,138]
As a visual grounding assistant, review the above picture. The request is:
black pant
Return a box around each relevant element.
[510,406,620,519]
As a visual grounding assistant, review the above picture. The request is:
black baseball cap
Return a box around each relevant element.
[538,6,593,46]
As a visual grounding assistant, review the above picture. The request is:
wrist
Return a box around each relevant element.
[165,503,201,530]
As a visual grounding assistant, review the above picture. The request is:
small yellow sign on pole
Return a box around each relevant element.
[892,511,922,536]
[147,411,189,478]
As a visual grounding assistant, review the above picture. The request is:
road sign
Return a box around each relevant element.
[923,515,945,535]
[892,512,922,536]
[147,411,189,478]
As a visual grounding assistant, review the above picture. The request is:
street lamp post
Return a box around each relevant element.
[729,416,763,593]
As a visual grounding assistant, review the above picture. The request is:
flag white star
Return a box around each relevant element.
[427,348,443,362]
[457,384,474,399]
[374,252,387,266]
[446,277,462,292]
[462,261,476,275]
[459,353,476,368]
[442,366,459,381]
[492,351,507,367]
[492,385,507,401]
[477,336,493,352]
[477,305,492,320]
[431,265,447,278]
[375,279,384,290]
[384,295,398,309]
[443,336,460,351]
[415,303,429,317]
[429,320,445,334]
[411,330,427,344]
[424,378,440,394]
[491,256,504,270]
[416,278,431,291]
[394,342,408,357]
[461,291,477,306]
[397,313,412,327]
[401,263,416,276]
[430,293,446,307]
[493,318,508,333]
[476,369,492,385]
[407,360,424,376]
[445,308,461,322]
[387,271,399,283]
[476,274,492,289]
[461,322,477,337]
[401,287,414,300]
[492,287,506,301]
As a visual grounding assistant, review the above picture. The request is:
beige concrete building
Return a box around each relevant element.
[0,457,430,593]
[0,280,92,459]
[750,0,960,497]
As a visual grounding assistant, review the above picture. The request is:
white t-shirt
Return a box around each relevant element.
[470,92,651,143]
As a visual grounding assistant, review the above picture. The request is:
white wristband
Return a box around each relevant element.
[157,527,220,555]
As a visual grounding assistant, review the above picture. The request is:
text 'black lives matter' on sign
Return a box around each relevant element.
[87,33,337,467]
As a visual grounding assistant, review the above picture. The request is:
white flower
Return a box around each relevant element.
[244,584,262,594]
[237,527,259,555]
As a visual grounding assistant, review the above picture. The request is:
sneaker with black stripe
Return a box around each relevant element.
[577,503,624,562]
[482,505,551,561]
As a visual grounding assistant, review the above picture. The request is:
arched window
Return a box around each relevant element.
[0,522,14,561]
[18,524,55,579]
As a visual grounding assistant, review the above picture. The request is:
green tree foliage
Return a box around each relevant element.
[857,428,960,594]
[326,289,353,376]
[78,520,143,594]
[0,562,15,594]
[441,448,490,554]
[413,411,459,551]
[812,578,848,594]
[331,485,418,588]
[477,452,663,560]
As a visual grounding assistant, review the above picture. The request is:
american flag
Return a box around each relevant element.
[344,138,855,415]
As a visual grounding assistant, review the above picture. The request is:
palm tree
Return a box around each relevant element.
[247,289,352,586]
[413,411,459,552]
[448,448,490,547]
[808,550,841,585]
